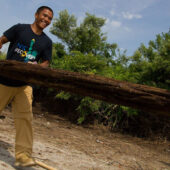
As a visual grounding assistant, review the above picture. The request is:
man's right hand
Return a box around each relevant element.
[0,36,9,49]
[0,39,2,49]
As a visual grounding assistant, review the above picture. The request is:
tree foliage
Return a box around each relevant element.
[0,52,6,60]
[129,30,170,89]
[50,10,170,125]
[50,10,117,57]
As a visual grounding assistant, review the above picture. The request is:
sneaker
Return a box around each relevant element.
[14,153,36,167]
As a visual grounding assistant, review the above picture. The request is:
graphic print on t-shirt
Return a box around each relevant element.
[25,39,38,62]
[14,38,38,62]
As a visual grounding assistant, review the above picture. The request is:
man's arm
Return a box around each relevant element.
[0,36,9,49]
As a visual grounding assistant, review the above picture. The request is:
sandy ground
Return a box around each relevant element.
[0,106,170,170]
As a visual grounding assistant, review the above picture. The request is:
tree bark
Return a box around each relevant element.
[0,60,170,115]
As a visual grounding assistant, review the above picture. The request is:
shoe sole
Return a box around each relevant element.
[14,161,36,167]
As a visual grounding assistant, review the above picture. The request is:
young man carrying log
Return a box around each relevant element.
[0,6,53,167]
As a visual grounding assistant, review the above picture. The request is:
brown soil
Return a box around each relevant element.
[0,105,170,170]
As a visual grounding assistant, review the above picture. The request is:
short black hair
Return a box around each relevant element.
[36,6,53,15]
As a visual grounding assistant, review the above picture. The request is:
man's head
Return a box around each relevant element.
[34,6,53,30]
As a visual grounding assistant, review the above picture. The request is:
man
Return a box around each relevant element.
[0,6,53,167]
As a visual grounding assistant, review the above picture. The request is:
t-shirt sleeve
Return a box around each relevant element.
[3,24,20,42]
[41,39,52,62]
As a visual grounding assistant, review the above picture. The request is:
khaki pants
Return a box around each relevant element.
[0,84,33,157]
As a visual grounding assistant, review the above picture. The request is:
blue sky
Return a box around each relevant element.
[0,0,169,56]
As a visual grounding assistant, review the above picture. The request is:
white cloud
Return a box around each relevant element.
[111,21,122,27]
[113,0,160,13]
[105,18,110,24]
[122,12,142,20]
[124,27,131,32]
[102,17,132,43]
[110,10,115,16]
[105,18,122,29]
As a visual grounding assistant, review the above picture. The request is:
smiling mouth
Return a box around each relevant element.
[40,20,48,27]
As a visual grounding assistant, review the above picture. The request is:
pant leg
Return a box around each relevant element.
[12,85,33,157]
[0,84,16,114]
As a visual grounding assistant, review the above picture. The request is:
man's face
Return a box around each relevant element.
[35,9,53,30]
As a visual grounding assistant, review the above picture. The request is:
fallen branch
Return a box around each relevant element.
[0,60,170,116]
[35,160,57,170]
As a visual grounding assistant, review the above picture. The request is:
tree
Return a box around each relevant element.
[50,10,77,51]
[50,10,170,124]
[50,10,118,58]
[129,30,170,89]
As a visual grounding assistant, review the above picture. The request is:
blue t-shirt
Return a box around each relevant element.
[0,24,52,86]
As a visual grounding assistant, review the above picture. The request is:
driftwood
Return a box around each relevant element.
[35,160,56,170]
[0,60,170,116]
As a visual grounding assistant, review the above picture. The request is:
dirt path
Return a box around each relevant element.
[0,107,170,170]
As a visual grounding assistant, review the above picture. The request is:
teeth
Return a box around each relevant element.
[41,21,47,26]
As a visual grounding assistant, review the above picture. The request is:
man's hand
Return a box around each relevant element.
[0,36,8,49]
[28,60,49,67]
[28,61,38,64]
[40,60,50,67]
[0,39,2,49]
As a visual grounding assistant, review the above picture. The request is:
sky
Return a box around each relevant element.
[0,0,170,56]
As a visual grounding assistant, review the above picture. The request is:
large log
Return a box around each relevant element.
[0,60,170,115]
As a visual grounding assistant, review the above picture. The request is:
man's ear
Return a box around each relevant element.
[35,13,38,20]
